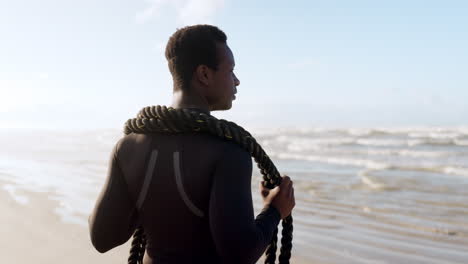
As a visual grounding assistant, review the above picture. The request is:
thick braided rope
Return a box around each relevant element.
[124,105,293,264]
[127,227,146,264]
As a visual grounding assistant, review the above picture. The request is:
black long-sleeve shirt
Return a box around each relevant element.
[88,128,281,264]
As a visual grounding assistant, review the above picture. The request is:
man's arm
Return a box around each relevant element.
[209,144,281,264]
[88,139,139,253]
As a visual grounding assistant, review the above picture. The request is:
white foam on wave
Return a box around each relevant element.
[2,184,30,205]
[287,147,450,159]
[443,166,468,178]
[355,138,407,147]
[359,172,387,190]
[403,165,468,178]
[358,138,465,148]
[357,164,468,193]
[275,153,389,170]
[346,128,377,136]
[285,137,356,152]
[412,138,457,146]
[361,166,468,190]
[454,139,468,146]
[409,131,464,140]
[253,126,468,138]
[369,149,451,158]
[275,150,468,180]
[276,147,452,164]
[271,135,467,151]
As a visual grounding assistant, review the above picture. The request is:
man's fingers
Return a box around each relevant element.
[281,176,293,192]
[259,181,270,197]
[261,176,294,197]
[281,177,291,187]
[285,183,293,197]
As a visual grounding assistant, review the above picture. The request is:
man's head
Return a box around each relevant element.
[165,24,240,111]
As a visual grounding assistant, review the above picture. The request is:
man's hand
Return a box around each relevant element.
[259,175,295,219]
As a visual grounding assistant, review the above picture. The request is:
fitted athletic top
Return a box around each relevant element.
[88,109,281,264]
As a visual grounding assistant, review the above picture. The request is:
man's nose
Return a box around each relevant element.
[234,74,240,86]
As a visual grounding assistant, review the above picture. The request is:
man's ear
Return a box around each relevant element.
[194,65,213,86]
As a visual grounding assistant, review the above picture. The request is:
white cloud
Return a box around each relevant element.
[136,0,225,25]
[178,0,225,25]
[136,0,168,24]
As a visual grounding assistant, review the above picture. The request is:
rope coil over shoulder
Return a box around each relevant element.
[124,105,293,264]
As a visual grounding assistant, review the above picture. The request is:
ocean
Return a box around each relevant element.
[1,127,467,263]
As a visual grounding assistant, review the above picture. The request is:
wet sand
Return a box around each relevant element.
[0,180,130,264]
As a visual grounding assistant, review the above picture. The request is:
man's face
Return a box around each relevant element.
[206,43,240,111]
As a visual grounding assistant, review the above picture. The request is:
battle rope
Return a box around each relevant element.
[124,105,293,264]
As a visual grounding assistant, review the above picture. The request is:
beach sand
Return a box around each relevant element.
[0,180,308,264]
[0,180,130,264]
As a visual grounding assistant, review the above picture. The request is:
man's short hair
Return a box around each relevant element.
[165,24,227,91]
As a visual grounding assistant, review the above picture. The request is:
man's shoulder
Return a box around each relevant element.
[217,140,252,165]
[113,133,150,152]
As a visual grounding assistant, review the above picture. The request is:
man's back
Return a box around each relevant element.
[90,130,281,263]
[122,132,229,262]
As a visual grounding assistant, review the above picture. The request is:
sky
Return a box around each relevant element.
[1,0,467,130]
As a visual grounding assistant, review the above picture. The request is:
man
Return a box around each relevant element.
[88,24,295,264]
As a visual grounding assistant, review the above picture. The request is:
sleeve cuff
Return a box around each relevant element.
[258,205,282,224]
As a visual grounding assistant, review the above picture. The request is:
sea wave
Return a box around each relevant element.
[273,152,468,178]
[364,149,451,158]
[265,135,468,150]
[355,138,408,147]
[285,146,453,158]
[372,165,468,178]
[358,166,468,191]
[359,172,397,191]
[254,126,468,138]
[443,166,468,177]
[274,153,389,170]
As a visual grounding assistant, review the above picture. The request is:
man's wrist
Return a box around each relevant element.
[261,204,282,221]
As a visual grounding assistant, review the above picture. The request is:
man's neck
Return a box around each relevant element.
[171,89,211,115]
